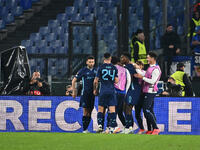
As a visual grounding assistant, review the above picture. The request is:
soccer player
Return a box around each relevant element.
[134,61,146,134]
[72,56,96,133]
[135,51,162,135]
[120,53,142,134]
[93,53,119,133]
[110,56,131,130]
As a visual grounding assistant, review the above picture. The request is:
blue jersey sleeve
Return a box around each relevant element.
[75,68,84,81]
[113,66,118,78]
[96,67,102,78]
[125,64,136,75]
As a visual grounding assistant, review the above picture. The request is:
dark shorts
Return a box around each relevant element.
[116,92,125,111]
[98,92,117,107]
[79,92,95,109]
[125,84,141,106]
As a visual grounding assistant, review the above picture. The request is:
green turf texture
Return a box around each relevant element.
[0,133,199,150]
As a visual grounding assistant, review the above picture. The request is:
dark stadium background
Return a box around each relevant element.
[0,0,199,96]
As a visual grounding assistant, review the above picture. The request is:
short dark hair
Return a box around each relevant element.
[111,56,120,65]
[136,29,143,35]
[167,24,173,27]
[104,52,111,59]
[148,51,157,60]
[87,55,95,60]
[136,61,144,66]
[177,62,185,69]
[121,52,131,61]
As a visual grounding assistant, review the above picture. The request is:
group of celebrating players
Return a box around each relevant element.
[71,51,161,135]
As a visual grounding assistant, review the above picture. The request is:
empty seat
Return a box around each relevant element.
[88,0,95,8]
[59,46,67,54]
[45,33,56,42]
[80,6,89,15]
[38,40,47,48]
[48,20,59,32]
[71,13,81,21]
[73,45,82,54]
[52,26,63,36]
[6,0,17,9]
[60,33,68,42]
[0,19,5,29]
[48,58,57,76]
[0,0,6,7]
[50,40,62,48]
[14,6,23,17]
[56,59,68,77]
[30,33,41,41]
[34,58,45,74]
[28,46,37,53]
[57,13,67,23]
[74,0,84,8]
[5,13,14,24]
[21,40,32,47]
[20,0,32,10]
[39,26,49,39]
[42,46,53,54]
[0,7,8,18]
[65,6,75,15]
[81,40,90,49]
[83,13,94,22]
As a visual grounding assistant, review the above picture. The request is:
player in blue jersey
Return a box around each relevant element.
[72,56,97,133]
[104,56,131,133]
[120,52,142,134]
[93,53,119,133]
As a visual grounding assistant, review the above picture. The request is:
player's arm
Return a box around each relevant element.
[125,69,131,93]
[114,67,119,84]
[114,77,119,84]
[71,77,77,98]
[136,69,146,76]
[93,77,99,95]
[142,69,160,84]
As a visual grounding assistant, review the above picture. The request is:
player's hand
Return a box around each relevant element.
[30,79,37,84]
[37,82,43,87]
[169,45,174,49]
[93,90,98,96]
[176,48,180,54]
[72,90,76,98]
[162,91,169,96]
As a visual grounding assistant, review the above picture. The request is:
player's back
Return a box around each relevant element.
[97,63,118,95]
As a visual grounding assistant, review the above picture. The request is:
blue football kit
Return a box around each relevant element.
[75,67,97,109]
[125,63,141,106]
[96,63,118,107]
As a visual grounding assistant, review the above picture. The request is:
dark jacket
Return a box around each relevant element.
[164,83,182,97]
[161,31,181,56]
[183,73,194,97]
[24,78,50,96]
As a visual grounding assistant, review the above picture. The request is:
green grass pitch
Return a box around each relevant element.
[0,133,200,150]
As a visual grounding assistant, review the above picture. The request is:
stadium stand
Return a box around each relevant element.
[0,0,199,94]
